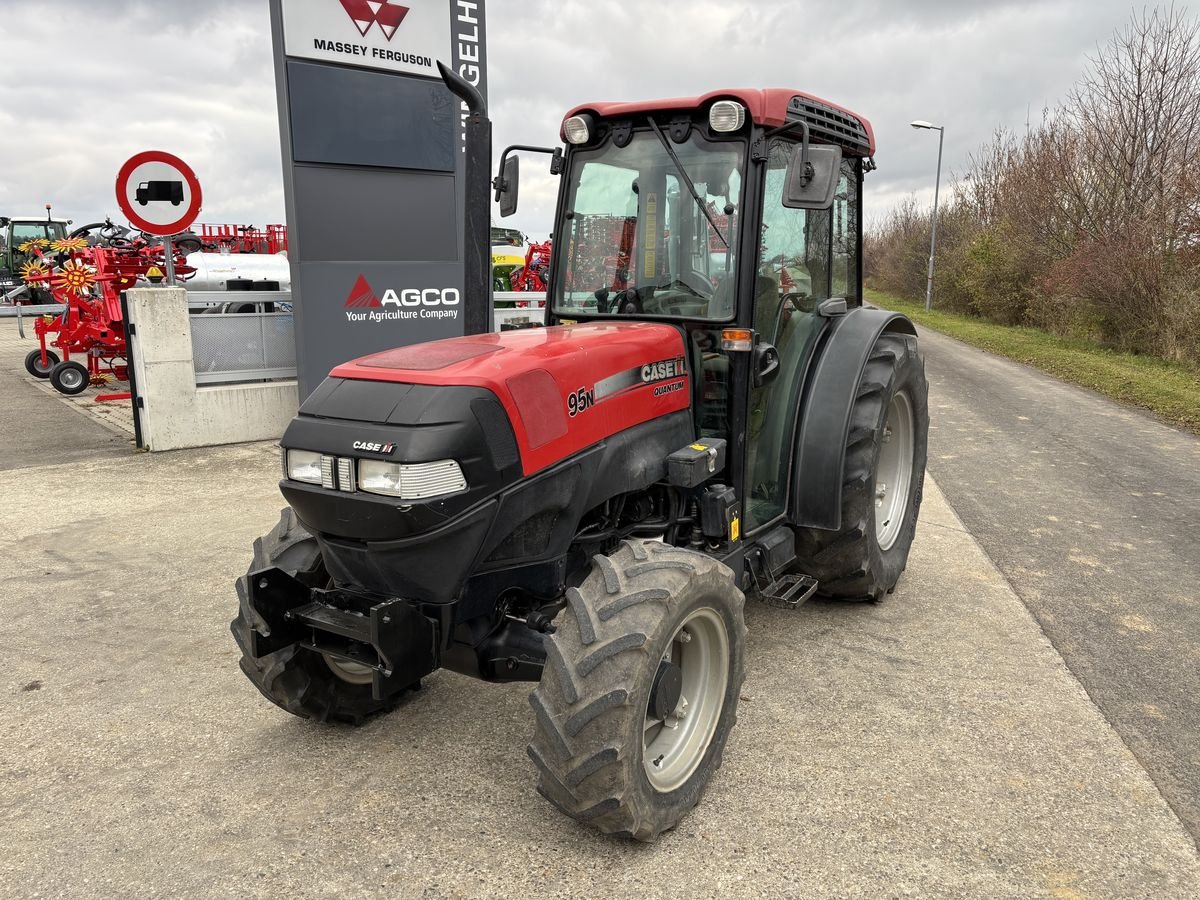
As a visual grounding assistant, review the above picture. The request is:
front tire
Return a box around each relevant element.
[230,508,404,725]
[528,541,746,841]
[25,348,59,378]
[794,331,929,599]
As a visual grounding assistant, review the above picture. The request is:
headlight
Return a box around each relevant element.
[709,100,746,132]
[562,114,592,144]
[358,459,467,500]
[286,449,323,484]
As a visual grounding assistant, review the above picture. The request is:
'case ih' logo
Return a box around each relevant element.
[339,0,409,41]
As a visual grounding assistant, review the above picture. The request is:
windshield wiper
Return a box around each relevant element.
[647,117,729,250]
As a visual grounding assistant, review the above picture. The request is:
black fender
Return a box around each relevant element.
[790,306,918,531]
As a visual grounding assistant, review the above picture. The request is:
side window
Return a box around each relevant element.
[830,159,859,302]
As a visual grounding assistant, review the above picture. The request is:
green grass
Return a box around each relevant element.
[866,288,1200,434]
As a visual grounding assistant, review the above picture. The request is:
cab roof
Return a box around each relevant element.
[563,87,875,158]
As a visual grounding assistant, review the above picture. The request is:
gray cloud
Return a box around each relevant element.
[0,0,1142,237]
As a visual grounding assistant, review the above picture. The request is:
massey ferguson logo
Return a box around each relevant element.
[311,0,432,67]
[344,274,460,324]
[339,0,408,41]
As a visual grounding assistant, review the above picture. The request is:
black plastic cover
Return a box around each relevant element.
[667,437,727,489]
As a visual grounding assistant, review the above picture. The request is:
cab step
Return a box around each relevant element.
[759,573,819,609]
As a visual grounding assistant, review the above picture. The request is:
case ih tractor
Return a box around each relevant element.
[232,68,928,841]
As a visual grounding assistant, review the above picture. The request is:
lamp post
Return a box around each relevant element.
[910,119,944,312]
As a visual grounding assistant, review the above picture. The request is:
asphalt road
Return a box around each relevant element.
[918,327,1200,845]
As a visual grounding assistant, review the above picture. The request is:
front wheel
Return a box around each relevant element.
[25,348,60,378]
[794,331,929,599]
[528,540,746,841]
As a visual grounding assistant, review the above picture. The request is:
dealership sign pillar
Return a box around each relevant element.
[269,0,487,397]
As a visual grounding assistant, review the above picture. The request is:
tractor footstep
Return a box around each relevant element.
[758,574,818,609]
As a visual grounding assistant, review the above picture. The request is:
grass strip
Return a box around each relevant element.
[866,288,1200,434]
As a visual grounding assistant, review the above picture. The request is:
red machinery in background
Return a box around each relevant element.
[509,240,552,294]
[194,224,288,255]
[18,236,194,396]
[507,240,552,310]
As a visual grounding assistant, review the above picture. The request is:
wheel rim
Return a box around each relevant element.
[59,368,85,390]
[642,606,730,793]
[875,390,915,551]
[322,653,374,685]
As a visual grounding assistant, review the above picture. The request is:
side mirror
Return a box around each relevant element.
[753,341,780,387]
[783,143,842,210]
[497,155,519,218]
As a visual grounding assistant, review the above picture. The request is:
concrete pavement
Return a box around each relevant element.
[916,327,1200,845]
[2,439,1198,898]
[0,321,131,471]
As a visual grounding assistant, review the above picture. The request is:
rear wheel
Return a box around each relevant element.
[24,349,59,378]
[230,508,405,725]
[528,540,746,841]
[794,332,929,599]
[49,360,89,395]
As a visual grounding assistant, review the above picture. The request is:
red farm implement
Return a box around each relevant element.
[194,224,288,255]
[508,240,552,303]
[19,237,193,396]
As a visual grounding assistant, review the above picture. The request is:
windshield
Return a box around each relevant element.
[11,222,66,245]
[553,128,743,320]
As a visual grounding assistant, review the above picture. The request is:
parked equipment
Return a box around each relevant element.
[20,238,193,394]
[0,209,70,302]
[508,240,552,294]
[233,73,929,841]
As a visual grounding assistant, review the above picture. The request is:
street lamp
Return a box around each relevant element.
[910,119,944,312]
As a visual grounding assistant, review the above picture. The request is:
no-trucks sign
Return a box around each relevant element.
[115,151,203,236]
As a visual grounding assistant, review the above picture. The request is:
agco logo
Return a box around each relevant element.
[344,274,460,324]
[339,0,409,41]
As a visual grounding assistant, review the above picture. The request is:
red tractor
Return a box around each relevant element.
[233,76,928,841]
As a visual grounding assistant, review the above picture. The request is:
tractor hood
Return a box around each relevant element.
[327,322,692,476]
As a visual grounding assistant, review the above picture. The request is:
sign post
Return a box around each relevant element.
[115,151,203,286]
[269,0,487,398]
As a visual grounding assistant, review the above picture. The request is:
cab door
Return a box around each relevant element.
[744,140,859,532]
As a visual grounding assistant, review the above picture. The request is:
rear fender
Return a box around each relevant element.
[790,307,917,531]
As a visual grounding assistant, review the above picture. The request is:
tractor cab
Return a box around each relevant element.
[496,89,874,534]
[1,213,71,302]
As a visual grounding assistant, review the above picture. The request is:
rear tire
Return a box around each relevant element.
[24,349,59,378]
[230,508,405,725]
[794,332,929,600]
[528,541,746,841]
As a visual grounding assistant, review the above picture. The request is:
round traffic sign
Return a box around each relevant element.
[115,150,203,236]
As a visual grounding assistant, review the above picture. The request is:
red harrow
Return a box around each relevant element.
[18,236,193,396]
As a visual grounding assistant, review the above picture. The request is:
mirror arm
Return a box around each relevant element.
[766,119,813,184]
[495,145,563,200]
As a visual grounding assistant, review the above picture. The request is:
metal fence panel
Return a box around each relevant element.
[188,290,296,386]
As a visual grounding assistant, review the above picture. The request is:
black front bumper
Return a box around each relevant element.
[246,566,439,700]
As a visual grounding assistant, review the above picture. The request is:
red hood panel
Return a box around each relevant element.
[329,322,692,475]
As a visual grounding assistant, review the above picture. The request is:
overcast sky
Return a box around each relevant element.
[0,0,1145,241]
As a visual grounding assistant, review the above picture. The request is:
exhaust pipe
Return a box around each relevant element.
[438,61,492,337]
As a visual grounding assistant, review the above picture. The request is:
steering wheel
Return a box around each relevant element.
[662,269,714,300]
